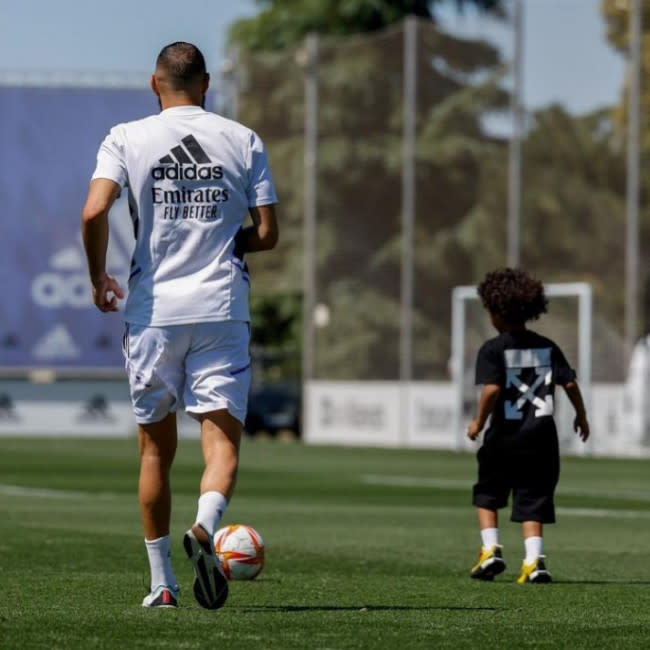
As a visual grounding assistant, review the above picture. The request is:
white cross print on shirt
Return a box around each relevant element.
[503,348,554,420]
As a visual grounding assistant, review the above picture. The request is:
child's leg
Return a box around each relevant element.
[470,507,506,579]
[516,520,551,583]
[522,520,543,562]
[471,443,508,579]
[477,507,500,548]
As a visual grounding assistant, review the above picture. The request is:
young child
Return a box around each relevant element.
[467,267,589,583]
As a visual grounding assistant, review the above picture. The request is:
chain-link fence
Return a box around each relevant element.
[229,5,641,393]
[0,3,644,448]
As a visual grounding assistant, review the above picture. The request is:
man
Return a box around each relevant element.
[81,42,278,609]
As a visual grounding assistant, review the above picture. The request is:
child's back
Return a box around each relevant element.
[477,328,575,447]
[467,267,589,584]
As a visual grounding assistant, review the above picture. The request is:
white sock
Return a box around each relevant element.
[480,527,499,549]
[195,490,228,536]
[524,536,543,563]
[144,535,176,591]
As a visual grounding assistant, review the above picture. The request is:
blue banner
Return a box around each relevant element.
[0,86,156,369]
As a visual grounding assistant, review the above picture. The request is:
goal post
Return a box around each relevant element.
[450,282,593,452]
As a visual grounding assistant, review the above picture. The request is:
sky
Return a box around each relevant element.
[437,0,626,115]
[0,0,626,114]
[0,0,259,77]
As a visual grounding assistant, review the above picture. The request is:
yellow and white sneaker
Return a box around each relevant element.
[516,555,552,584]
[470,544,506,581]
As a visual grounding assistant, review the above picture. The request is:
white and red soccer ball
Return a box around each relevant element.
[214,524,265,580]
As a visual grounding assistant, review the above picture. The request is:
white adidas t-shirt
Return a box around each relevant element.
[91,105,277,326]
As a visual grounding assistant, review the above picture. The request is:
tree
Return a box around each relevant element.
[601,0,650,342]
[229,2,509,380]
[463,103,628,378]
[228,0,503,53]
[231,1,632,384]
[600,0,650,151]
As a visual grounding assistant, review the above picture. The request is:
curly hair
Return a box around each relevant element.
[477,267,548,324]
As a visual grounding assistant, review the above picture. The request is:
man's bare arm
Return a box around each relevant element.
[81,178,124,312]
[234,204,279,257]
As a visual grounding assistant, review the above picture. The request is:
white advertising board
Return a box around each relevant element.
[0,380,201,438]
[304,381,402,447]
[0,379,646,457]
[305,380,650,457]
[406,382,457,449]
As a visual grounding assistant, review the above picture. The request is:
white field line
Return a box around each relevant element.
[360,474,650,502]
[0,484,116,500]
[4,477,649,523]
[1,482,647,521]
[555,507,650,519]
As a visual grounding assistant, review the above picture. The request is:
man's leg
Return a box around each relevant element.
[193,409,241,543]
[138,412,179,604]
[139,412,178,538]
[199,408,241,499]
[183,408,241,609]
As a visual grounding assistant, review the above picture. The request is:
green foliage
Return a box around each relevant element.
[600,0,650,319]
[232,15,514,379]
[229,3,632,381]
[250,292,302,381]
[229,0,431,52]
[2,437,650,649]
[229,1,505,52]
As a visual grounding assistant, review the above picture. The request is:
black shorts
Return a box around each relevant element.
[472,438,560,523]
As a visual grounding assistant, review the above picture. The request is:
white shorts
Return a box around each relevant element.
[123,321,251,425]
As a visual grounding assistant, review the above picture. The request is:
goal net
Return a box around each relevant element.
[450,282,592,455]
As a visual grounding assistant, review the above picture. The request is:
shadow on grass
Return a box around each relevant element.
[234,605,502,613]
[551,580,650,585]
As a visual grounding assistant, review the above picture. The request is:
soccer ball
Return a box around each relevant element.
[214,524,265,580]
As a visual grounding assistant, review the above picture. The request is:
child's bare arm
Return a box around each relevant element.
[563,380,590,442]
[467,383,501,440]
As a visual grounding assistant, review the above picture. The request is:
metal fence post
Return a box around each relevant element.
[221,46,240,120]
[507,0,523,268]
[625,0,642,358]
[401,16,417,444]
[302,33,318,399]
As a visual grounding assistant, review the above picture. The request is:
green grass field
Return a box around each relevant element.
[1,437,649,649]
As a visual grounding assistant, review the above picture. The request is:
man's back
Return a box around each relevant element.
[93,106,277,326]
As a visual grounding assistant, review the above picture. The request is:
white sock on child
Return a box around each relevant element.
[195,490,228,536]
[524,536,543,563]
[145,534,177,590]
[480,527,499,549]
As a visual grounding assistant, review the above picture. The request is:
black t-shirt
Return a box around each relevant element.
[475,329,576,445]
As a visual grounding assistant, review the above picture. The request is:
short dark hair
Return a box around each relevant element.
[155,42,206,88]
[477,267,548,324]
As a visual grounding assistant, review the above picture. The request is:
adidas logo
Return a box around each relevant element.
[50,245,84,271]
[32,325,81,360]
[30,206,133,309]
[152,134,222,181]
